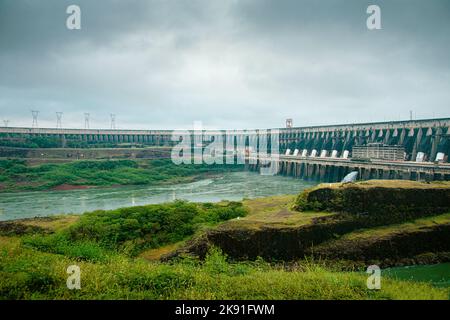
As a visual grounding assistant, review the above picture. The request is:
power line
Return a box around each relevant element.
[3,120,9,127]
[286,118,293,128]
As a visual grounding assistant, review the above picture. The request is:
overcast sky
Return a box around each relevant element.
[0,0,449,129]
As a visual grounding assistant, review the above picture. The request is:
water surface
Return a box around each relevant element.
[384,263,450,288]
[0,171,316,221]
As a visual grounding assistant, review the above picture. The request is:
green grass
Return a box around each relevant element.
[311,180,450,190]
[216,195,333,231]
[339,213,450,241]
[0,158,244,192]
[0,239,447,300]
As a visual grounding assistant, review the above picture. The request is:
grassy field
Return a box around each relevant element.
[310,180,450,190]
[333,213,450,241]
[0,158,244,193]
[0,236,447,300]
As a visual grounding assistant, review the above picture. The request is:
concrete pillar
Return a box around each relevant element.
[398,128,406,145]
[430,128,441,161]
[370,129,376,142]
[363,168,371,180]
[307,163,314,180]
[377,169,383,179]
[418,172,425,181]
[319,165,326,181]
[411,128,423,161]
[383,129,391,144]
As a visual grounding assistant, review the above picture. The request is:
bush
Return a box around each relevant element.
[203,247,229,274]
[24,201,247,258]
[0,254,59,299]
[71,160,138,171]
[0,159,26,170]
[119,266,195,295]
[23,233,112,262]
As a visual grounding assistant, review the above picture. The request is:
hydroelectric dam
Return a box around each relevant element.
[1,118,449,182]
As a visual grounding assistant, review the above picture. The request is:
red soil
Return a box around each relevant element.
[52,184,90,191]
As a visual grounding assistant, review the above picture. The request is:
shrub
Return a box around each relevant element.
[117,265,195,296]
[203,247,229,274]
[22,233,111,262]
[20,201,248,257]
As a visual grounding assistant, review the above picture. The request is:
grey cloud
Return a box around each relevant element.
[0,0,449,129]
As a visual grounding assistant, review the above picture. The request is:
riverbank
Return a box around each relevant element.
[0,158,244,193]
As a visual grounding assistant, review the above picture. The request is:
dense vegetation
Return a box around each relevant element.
[0,158,244,192]
[0,134,145,148]
[22,201,247,259]
[0,135,61,148]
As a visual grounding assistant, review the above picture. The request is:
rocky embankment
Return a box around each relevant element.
[163,180,450,267]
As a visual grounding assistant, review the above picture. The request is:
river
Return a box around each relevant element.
[0,171,316,221]
[384,263,450,288]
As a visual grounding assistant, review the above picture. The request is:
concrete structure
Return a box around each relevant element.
[1,118,449,181]
[247,155,450,182]
[0,146,171,161]
[278,118,450,163]
[352,143,405,161]
[0,118,448,162]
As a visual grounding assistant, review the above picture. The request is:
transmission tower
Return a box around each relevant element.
[110,114,116,129]
[3,120,9,127]
[31,110,39,128]
[84,113,90,129]
[56,112,63,128]
[286,118,293,128]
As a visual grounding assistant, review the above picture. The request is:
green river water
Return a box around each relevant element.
[0,171,315,221]
[383,263,450,288]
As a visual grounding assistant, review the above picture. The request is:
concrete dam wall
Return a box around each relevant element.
[1,118,449,163]
[1,118,449,182]
[278,118,450,163]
